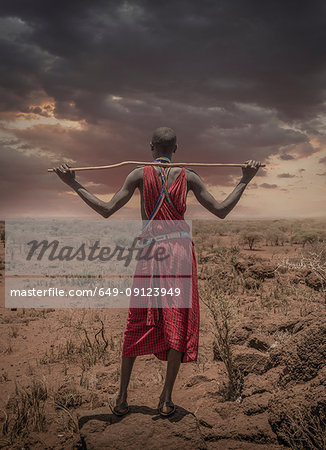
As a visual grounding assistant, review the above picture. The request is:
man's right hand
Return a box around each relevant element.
[53,163,76,186]
[241,160,261,183]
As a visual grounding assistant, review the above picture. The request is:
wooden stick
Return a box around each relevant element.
[48,161,266,172]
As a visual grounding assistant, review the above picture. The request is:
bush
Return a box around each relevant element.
[240,231,263,250]
[291,230,320,247]
[265,229,286,246]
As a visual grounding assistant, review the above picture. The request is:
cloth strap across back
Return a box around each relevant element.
[143,156,181,231]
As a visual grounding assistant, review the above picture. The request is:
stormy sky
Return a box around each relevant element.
[1,0,326,219]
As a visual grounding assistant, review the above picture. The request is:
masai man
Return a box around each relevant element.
[54,127,261,416]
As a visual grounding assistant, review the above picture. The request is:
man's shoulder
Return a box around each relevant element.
[129,165,144,175]
[185,168,200,180]
[185,168,199,175]
[125,165,144,185]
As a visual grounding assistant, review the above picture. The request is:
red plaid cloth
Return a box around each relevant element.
[121,166,199,363]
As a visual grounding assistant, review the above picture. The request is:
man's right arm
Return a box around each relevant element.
[53,164,142,218]
[187,160,261,219]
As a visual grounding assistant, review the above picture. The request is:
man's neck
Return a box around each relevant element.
[155,155,173,161]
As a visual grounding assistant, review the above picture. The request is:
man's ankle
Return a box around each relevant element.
[118,391,127,399]
[160,391,172,401]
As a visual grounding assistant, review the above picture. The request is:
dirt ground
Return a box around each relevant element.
[0,218,325,449]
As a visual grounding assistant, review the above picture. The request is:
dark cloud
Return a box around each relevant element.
[280,154,295,160]
[277,173,296,178]
[1,1,326,217]
[246,182,258,189]
[1,0,326,120]
[260,183,278,189]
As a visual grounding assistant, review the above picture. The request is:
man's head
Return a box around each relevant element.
[150,127,177,158]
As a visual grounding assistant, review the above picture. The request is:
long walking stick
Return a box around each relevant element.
[48,161,265,172]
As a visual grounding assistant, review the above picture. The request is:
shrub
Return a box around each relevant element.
[240,231,263,250]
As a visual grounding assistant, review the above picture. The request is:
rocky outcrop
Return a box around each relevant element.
[78,406,207,450]
[266,312,326,385]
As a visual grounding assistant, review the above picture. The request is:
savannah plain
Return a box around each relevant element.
[0,217,325,449]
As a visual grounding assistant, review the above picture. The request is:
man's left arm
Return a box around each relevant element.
[188,160,261,219]
[53,164,141,218]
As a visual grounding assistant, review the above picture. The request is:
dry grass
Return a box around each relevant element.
[276,406,326,449]
[1,378,48,445]
[53,384,83,410]
[0,378,82,447]
[39,311,110,369]
[276,240,326,300]
[199,258,243,401]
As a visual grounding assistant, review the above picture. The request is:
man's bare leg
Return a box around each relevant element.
[113,356,136,410]
[159,348,183,414]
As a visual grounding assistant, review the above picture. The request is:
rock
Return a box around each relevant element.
[230,327,251,345]
[247,335,272,352]
[277,319,300,334]
[266,313,326,385]
[234,257,279,288]
[78,405,207,449]
[233,349,270,375]
[265,316,301,335]
[248,263,276,280]
[242,368,281,398]
[241,392,272,415]
[214,401,242,420]
[244,276,260,290]
[205,411,279,445]
[305,271,323,291]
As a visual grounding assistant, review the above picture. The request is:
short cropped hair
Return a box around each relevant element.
[151,127,177,150]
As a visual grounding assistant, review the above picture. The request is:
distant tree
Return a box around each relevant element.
[291,230,319,247]
[240,231,263,250]
[0,229,4,245]
[266,229,286,246]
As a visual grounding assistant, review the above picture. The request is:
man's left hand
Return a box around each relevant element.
[241,160,261,183]
[53,163,76,186]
